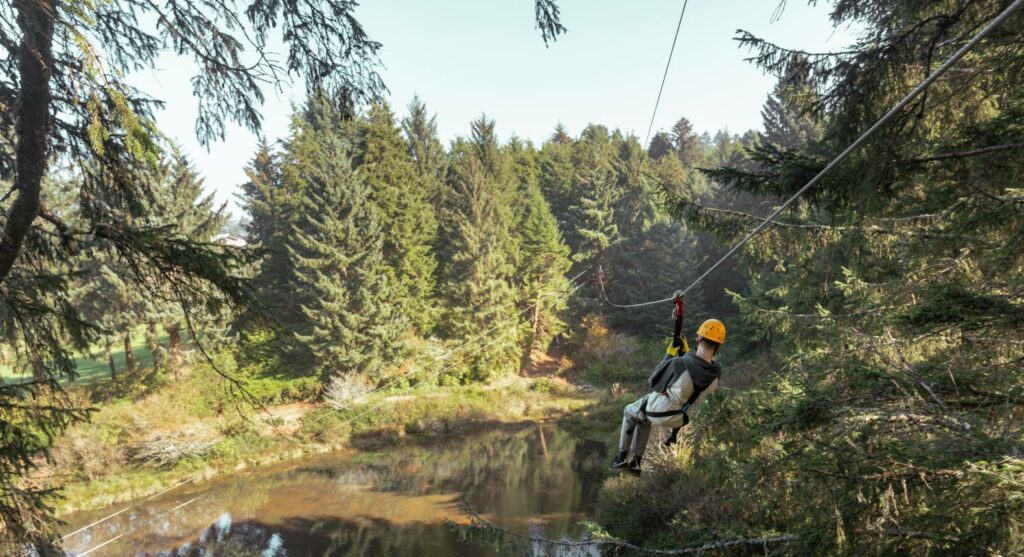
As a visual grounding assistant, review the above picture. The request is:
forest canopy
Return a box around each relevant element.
[2,0,1024,555]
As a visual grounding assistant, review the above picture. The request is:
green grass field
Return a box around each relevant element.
[0,326,175,387]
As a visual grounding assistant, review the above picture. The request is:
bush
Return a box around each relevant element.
[130,432,218,467]
[324,373,372,409]
[573,315,662,385]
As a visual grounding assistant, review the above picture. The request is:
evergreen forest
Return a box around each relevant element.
[1,0,1022,555]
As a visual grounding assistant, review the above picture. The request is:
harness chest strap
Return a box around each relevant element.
[640,358,709,420]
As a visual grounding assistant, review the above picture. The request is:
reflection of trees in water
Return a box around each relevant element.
[169,513,285,557]
[339,426,605,537]
[67,427,604,556]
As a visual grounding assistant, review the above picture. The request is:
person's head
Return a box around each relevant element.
[695,319,726,358]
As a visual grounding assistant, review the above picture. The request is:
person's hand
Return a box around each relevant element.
[672,292,684,319]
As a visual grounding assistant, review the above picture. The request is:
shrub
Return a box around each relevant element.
[131,433,218,467]
[324,373,372,409]
[573,315,662,385]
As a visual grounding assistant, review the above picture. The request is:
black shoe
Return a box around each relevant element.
[609,451,630,472]
[627,456,642,476]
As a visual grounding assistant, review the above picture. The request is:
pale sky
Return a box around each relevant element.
[128,1,860,216]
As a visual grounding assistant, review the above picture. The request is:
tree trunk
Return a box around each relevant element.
[168,324,182,366]
[124,327,135,370]
[106,340,117,381]
[0,0,54,285]
[147,321,162,368]
[531,298,542,350]
[31,354,46,382]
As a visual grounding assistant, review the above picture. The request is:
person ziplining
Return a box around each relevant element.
[609,293,726,476]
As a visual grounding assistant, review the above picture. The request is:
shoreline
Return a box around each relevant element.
[50,376,611,517]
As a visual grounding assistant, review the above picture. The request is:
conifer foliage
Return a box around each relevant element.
[636,2,1024,554]
[237,103,584,385]
[356,105,439,335]
[0,2,569,550]
[287,109,398,378]
[439,118,524,381]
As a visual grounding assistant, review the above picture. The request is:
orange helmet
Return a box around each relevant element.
[697,319,726,345]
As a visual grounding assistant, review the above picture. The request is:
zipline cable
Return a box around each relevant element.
[643,0,690,152]
[78,496,203,556]
[68,3,1024,551]
[60,477,195,541]
[604,0,1024,308]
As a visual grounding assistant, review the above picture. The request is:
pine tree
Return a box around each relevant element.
[240,141,299,324]
[150,156,230,364]
[647,131,675,160]
[402,96,448,209]
[612,134,658,240]
[509,137,572,353]
[286,105,399,378]
[440,117,522,381]
[241,141,281,255]
[760,57,821,149]
[538,126,577,239]
[356,103,439,334]
[670,116,704,166]
[516,181,572,353]
[550,123,572,145]
[567,125,620,263]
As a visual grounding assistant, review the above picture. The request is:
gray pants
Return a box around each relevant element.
[618,396,651,458]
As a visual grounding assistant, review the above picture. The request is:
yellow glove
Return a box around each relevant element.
[666,336,689,357]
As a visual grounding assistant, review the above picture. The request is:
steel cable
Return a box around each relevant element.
[602,0,1024,308]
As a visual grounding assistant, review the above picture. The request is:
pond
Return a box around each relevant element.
[60,425,608,556]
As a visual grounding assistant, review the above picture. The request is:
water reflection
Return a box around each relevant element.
[62,425,606,556]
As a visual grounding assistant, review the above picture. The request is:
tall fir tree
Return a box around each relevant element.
[760,57,821,149]
[440,117,522,381]
[612,134,658,240]
[537,125,577,241]
[670,116,704,166]
[508,138,573,353]
[567,125,620,264]
[241,141,296,324]
[516,181,572,353]
[285,102,399,378]
[402,96,448,209]
[151,156,230,364]
[356,103,439,334]
[240,92,356,344]
[647,131,675,160]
